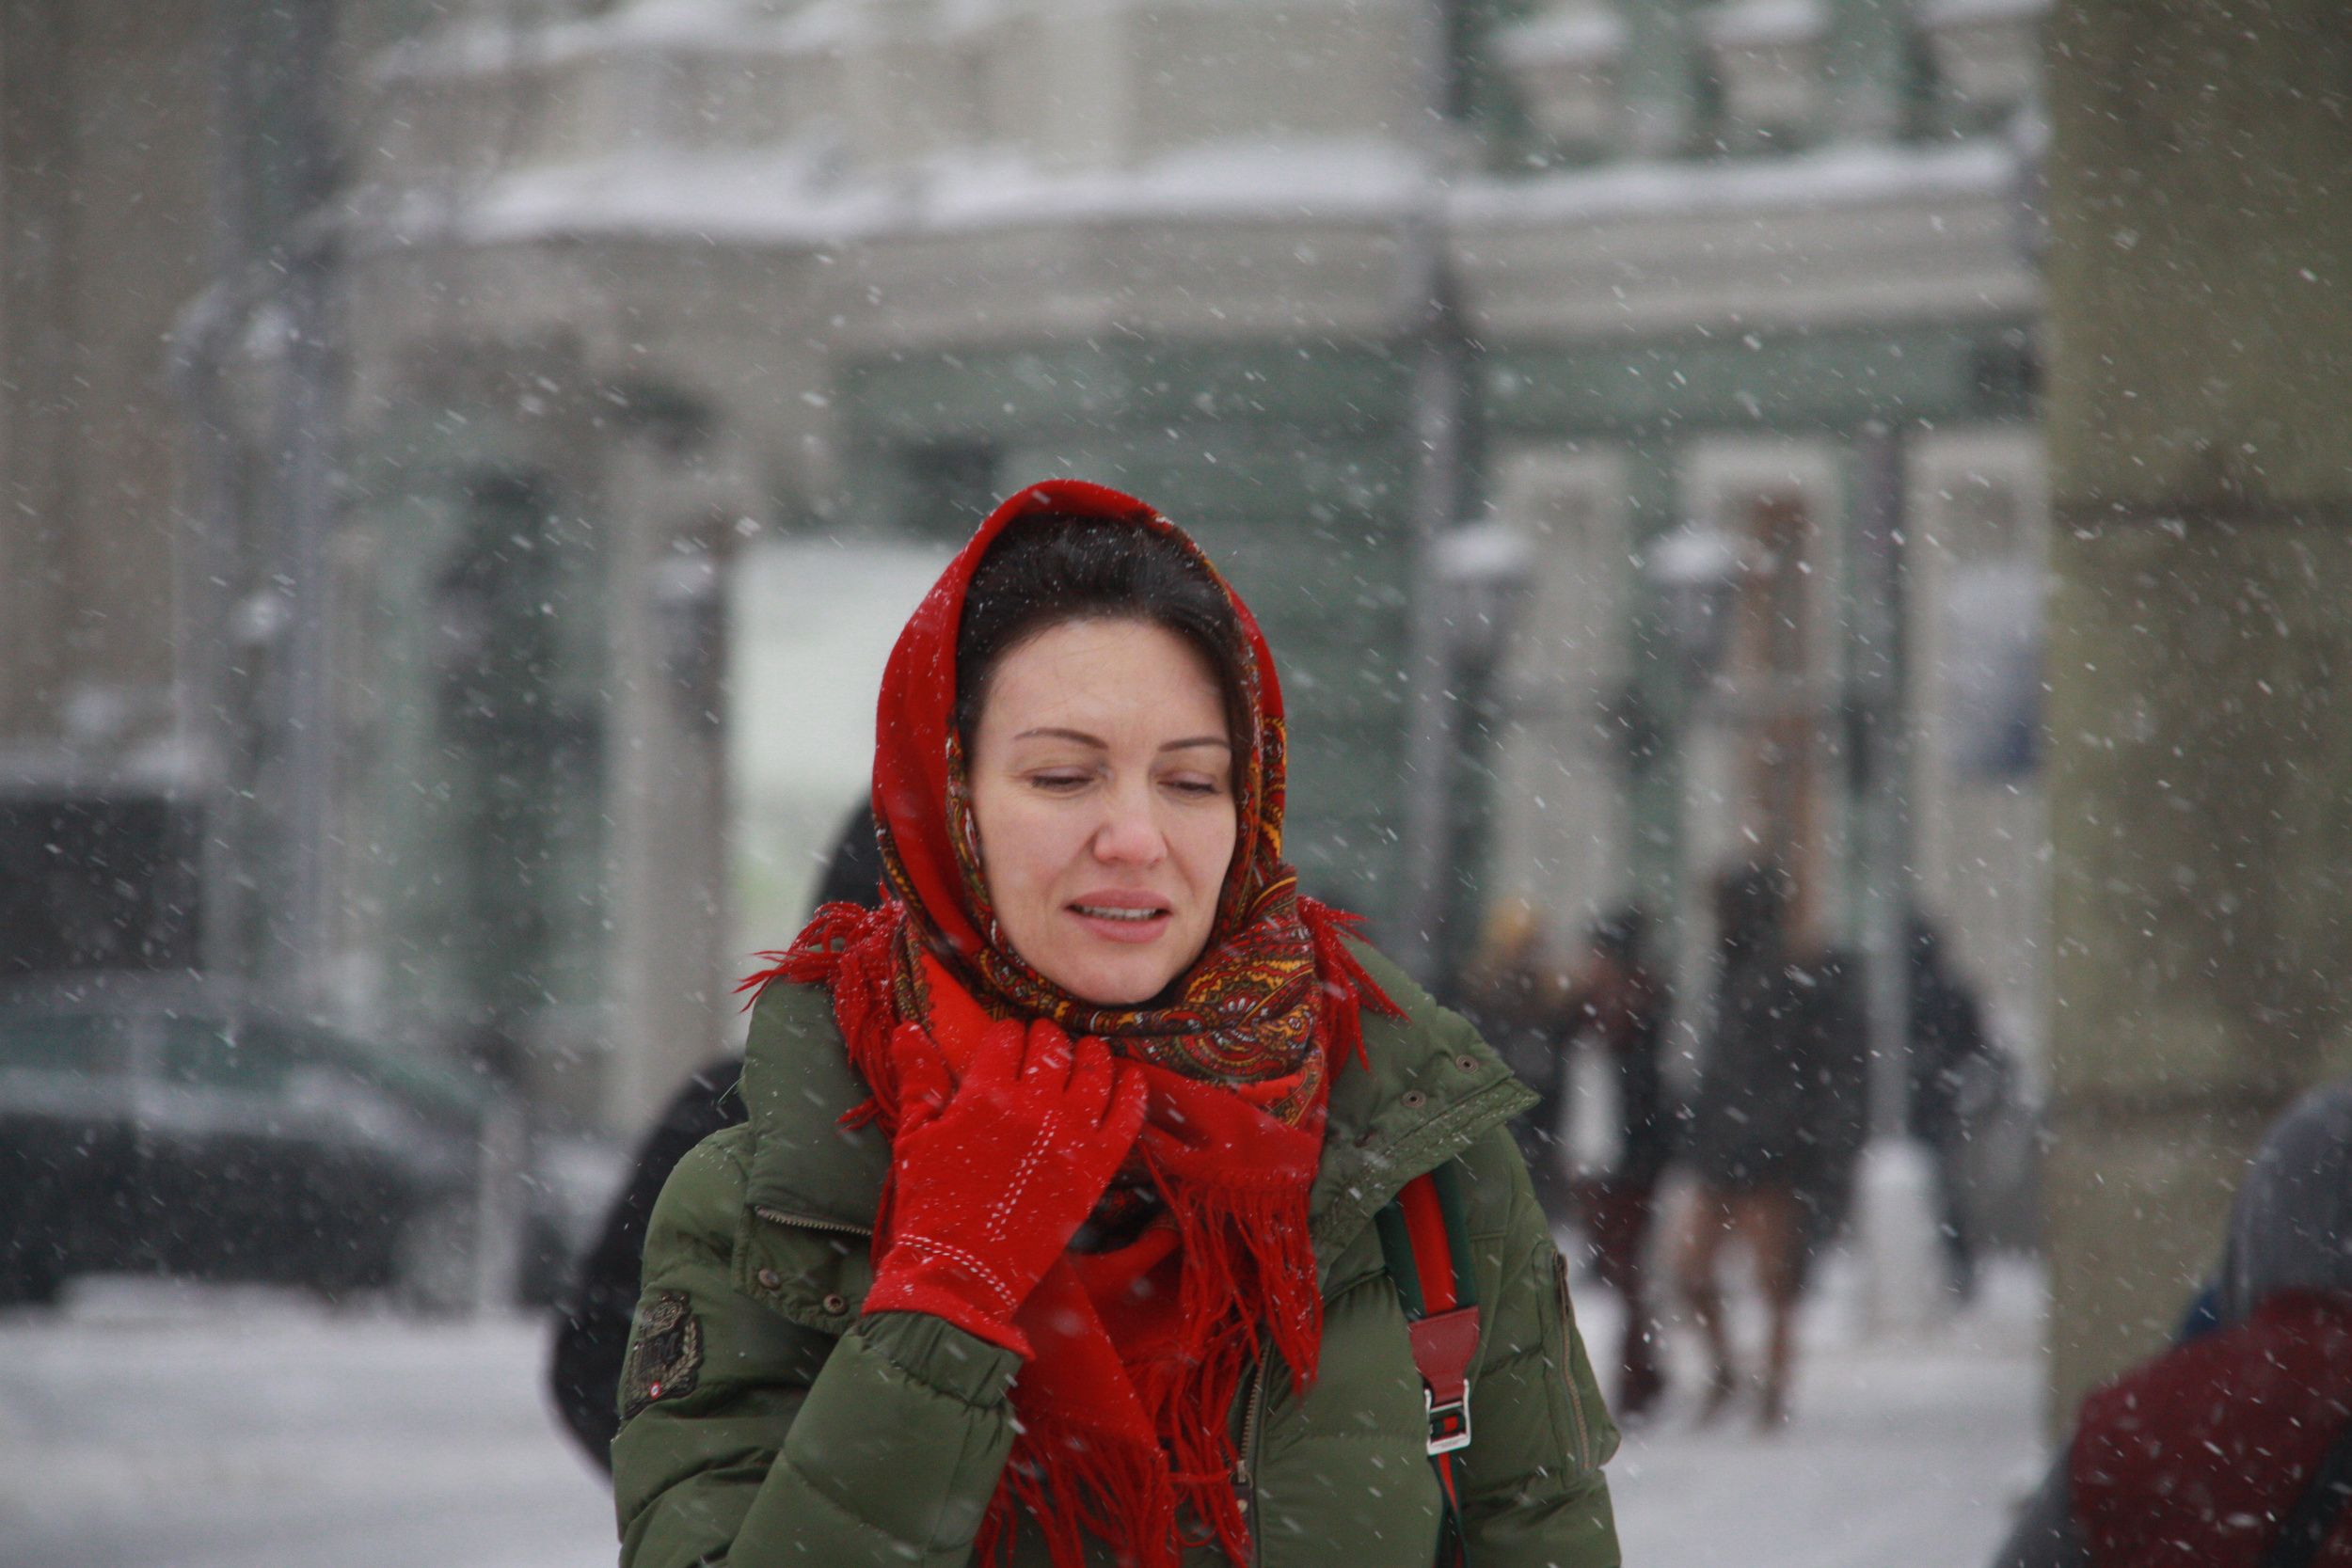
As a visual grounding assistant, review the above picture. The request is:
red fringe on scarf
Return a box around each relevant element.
[955,1164,1324,1568]
[993,1431,1176,1568]
[1296,896,1401,1077]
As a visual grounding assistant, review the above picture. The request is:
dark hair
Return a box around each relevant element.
[954,514,1250,748]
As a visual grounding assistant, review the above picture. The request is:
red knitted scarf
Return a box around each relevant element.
[744,480,1397,1567]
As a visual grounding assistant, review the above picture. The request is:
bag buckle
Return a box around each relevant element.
[1425,1386,1471,1455]
[1409,1305,1481,1458]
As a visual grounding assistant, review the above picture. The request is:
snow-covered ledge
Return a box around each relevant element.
[1452,140,2036,339]
[364,0,1427,189]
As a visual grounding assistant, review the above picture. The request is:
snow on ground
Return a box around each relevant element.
[0,1260,2049,1568]
[0,1280,612,1568]
[1573,1246,2050,1568]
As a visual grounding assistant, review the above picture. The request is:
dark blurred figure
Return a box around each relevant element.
[1671,863,1842,1430]
[1905,911,1996,1300]
[548,803,883,1472]
[1992,1081,2352,1568]
[1454,897,1576,1222]
[1790,942,1869,1282]
[1558,907,1675,1420]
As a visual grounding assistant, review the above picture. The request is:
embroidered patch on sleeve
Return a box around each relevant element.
[620,1289,704,1422]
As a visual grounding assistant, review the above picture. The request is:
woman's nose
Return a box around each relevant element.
[1090,786,1167,864]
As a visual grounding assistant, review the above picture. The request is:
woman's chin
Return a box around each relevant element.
[1036,942,1198,1008]
[1053,961,1178,1008]
[1013,910,1211,1006]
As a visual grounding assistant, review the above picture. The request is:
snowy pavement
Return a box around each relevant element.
[1580,1251,2049,1568]
[0,1262,2048,1568]
[0,1281,613,1568]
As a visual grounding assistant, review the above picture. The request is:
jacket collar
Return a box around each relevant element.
[1305,942,1534,1284]
[737,977,891,1233]
[737,939,1534,1276]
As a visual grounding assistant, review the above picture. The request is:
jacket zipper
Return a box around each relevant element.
[1551,1252,1594,1469]
[753,1205,873,1238]
[1564,1360,1594,1471]
[1232,1358,1267,1566]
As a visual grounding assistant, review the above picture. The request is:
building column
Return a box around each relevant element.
[599,400,762,1130]
[2041,0,2352,1425]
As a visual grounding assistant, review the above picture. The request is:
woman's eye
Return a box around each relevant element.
[1029,771,1090,792]
[1163,776,1224,799]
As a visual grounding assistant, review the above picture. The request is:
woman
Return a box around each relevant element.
[1991,1080,2352,1568]
[1671,863,1820,1430]
[612,481,1620,1568]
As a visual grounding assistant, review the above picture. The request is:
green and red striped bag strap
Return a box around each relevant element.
[1375,1161,1480,1567]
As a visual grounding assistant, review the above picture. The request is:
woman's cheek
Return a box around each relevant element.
[1004,798,1075,892]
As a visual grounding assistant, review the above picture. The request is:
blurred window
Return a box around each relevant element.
[0,1012,129,1078]
[158,1016,297,1093]
[276,1022,485,1129]
[0,795,200,974]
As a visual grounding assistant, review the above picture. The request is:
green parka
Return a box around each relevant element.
[612,942,1622,1568]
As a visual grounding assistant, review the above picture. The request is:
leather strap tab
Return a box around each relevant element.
[1409,1306,1483,1405]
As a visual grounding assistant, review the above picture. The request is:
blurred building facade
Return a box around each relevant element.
[1,4,216,977]
[4,0,2053,1127]
[1463,0,2049,1076]
[324,0,2052,1133]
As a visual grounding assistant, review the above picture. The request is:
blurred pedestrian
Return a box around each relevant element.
[612,482,1619,1567]
[1559,906,1675,1420]
[1671,863,1831,1430]
[547,802,882,1471]
[1991,1080,2352,1568]
[1789,942,1867,1281]
[1906,911,1997,1300]
[1454,896,1576,1221]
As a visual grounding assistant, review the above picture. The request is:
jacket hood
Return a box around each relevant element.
[2216,1078,2352,1323]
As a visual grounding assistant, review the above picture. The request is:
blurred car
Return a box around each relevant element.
[0,973,499,1312]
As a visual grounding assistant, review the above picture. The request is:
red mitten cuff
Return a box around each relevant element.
[862,1271,1033,1358]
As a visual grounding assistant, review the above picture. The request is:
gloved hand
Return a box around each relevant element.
[864,1017,1148,1355]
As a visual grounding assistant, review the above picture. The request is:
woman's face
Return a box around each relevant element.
[967,617,1238,1006]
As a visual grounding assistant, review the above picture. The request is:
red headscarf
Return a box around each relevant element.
[745,480,1397,1567]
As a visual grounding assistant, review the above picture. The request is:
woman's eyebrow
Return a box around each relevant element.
[1009,727,1232,752]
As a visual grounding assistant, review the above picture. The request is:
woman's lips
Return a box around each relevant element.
[1066,896,1173,944]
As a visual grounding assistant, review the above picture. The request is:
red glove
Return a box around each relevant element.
[864,1017,1148,1355]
